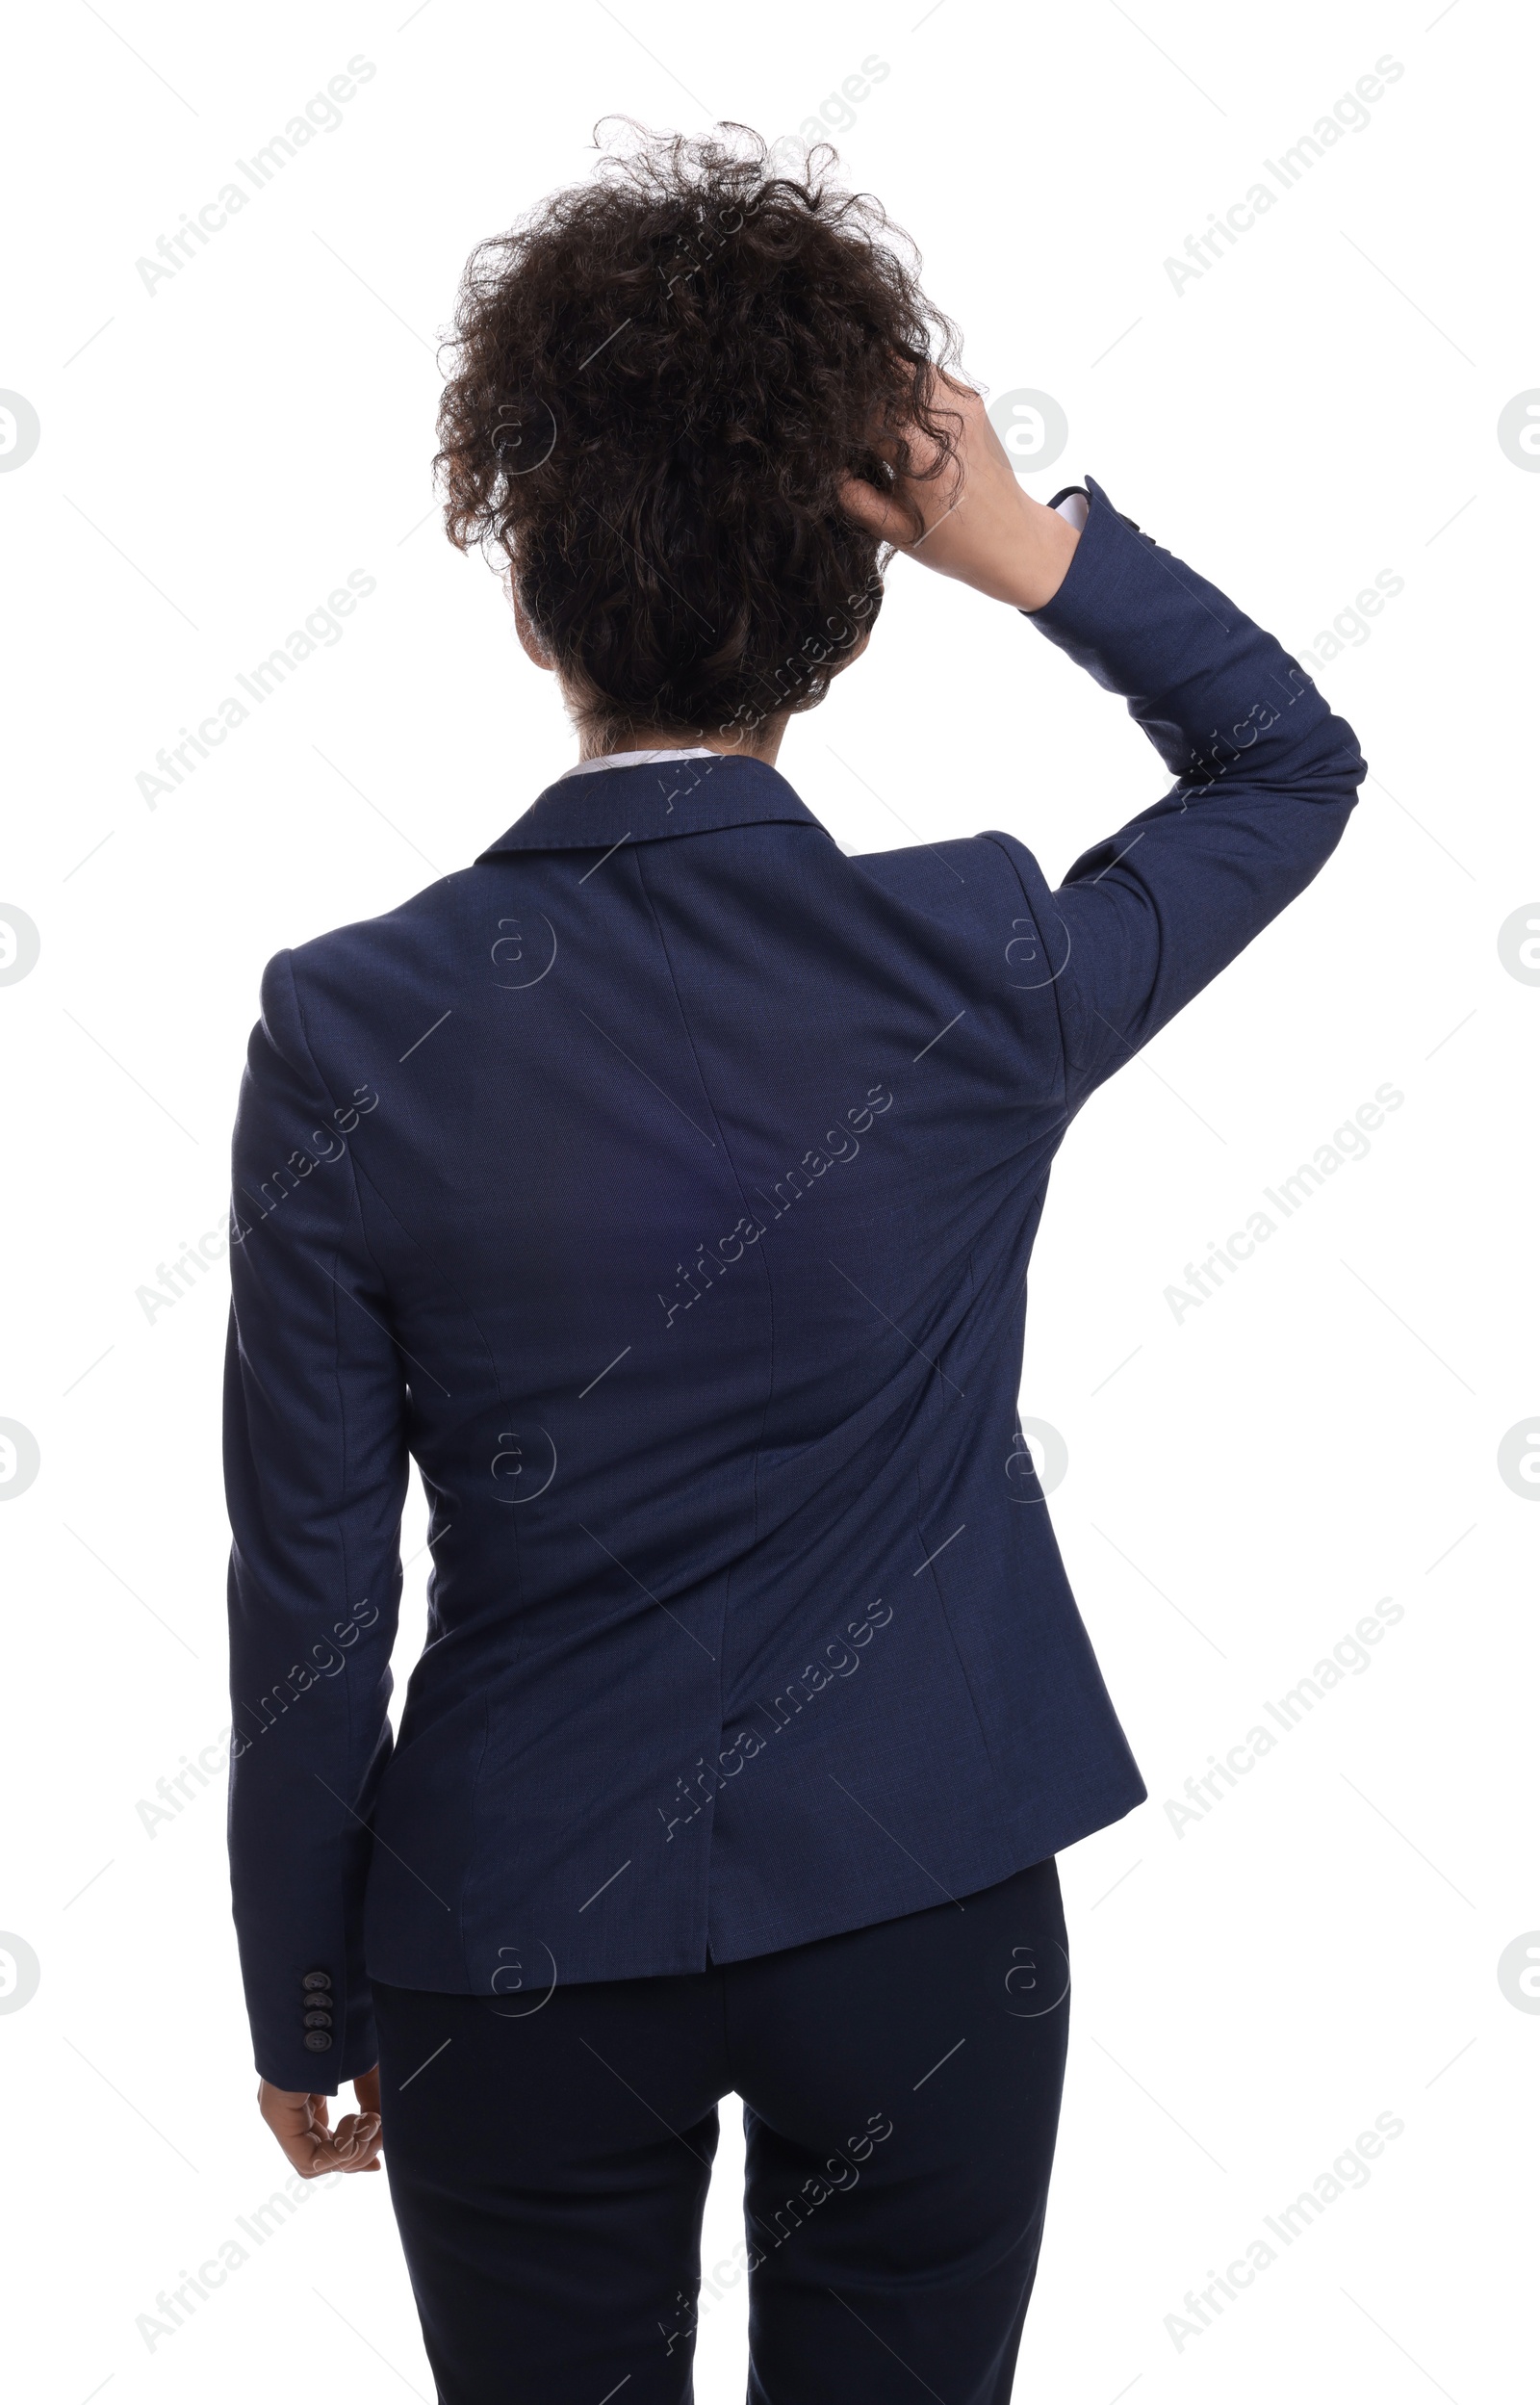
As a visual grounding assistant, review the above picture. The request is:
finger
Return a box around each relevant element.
[295,2125,358,2176]
[835,476,911,543]
[270,2121,338,2177]
[329,2131,378,2165]
[331,2126,381,2164]
[331,2113,384,2172]
[259,2085,342,2177]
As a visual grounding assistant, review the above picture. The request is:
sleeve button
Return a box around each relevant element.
[303,2009,334,2029]
[302,1971,333,1991]
[303,2031,334,2052]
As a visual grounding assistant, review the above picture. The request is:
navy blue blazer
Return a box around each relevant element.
[224,478,1366,2089]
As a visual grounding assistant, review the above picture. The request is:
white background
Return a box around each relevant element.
[1,1,1534,2398]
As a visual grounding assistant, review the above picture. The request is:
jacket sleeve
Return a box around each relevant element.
[986,476,1368,1115]
[223,946,408,2094]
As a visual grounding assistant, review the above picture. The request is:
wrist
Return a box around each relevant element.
[997,489,1080,614]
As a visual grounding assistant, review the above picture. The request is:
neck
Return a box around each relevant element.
[578,720,788,769]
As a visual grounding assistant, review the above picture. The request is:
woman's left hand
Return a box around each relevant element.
[258,2066,383,2177]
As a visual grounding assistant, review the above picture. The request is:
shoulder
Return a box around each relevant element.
[286,868,468,981]
[244,868,473,1087]
[846,828,1048,913]
[265,868,470,1021]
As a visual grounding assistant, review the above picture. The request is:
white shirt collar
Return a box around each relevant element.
[557,746,719,781]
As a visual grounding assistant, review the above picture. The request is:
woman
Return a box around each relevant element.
[224,124,1364,2404]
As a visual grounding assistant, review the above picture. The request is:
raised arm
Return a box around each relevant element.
[839,379,1367,1109]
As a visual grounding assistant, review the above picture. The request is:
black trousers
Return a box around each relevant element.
[374,1856,1069,2404]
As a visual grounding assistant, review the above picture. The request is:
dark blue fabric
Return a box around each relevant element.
[373,1855,1069,2405]
[224,478,1366,2089]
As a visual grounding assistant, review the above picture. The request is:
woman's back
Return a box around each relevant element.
[224,485,1361,2041]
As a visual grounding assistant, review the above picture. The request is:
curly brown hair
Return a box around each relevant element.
[434,121,962,750]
